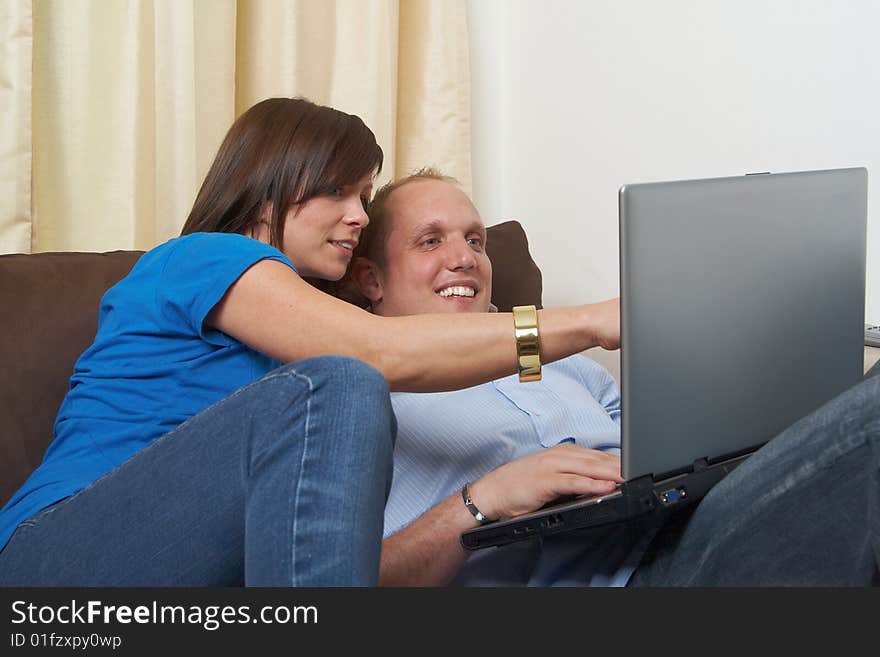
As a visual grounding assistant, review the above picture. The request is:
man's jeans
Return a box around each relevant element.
[0,356,396,586]
[629,371,880,586]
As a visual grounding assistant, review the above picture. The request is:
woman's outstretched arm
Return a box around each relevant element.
[208,259,619,393]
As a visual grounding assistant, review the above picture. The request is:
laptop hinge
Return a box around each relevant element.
[692,457,709,472]
[619,474,658,517]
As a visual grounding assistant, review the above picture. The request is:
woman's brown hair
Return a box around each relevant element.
[181,97,383,248]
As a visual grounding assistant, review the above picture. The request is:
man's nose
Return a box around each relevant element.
[446,238,477,270]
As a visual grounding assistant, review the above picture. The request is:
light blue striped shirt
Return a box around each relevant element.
[385,354,654,587]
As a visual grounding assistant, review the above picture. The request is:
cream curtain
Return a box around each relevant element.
[0,1,32,254]
[32,0,237,252]
[396,0,471,188]
[0,0,470,254]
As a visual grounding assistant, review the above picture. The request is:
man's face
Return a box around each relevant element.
[362,178,493,316]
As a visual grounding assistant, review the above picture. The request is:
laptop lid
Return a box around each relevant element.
[619,167,867,481]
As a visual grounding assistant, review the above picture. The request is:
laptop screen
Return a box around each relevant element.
[618,168,867,480]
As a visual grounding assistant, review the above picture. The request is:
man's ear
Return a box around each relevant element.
[350,257,384,304]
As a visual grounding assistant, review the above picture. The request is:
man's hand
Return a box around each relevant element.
[467,444,624,520]
[381,444,622,586]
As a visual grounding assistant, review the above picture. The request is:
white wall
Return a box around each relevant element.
[468,0,880,322]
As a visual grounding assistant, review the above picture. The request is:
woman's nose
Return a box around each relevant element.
[343,199,369,228]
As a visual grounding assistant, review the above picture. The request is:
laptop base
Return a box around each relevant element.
[460,453,751,551]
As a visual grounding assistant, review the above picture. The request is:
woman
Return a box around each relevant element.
[0,97,619,586]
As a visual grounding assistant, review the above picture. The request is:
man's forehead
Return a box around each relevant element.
[400,218,485,241]
[386,180,485,237]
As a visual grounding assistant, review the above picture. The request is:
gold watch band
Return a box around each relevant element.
[512,304,541,382]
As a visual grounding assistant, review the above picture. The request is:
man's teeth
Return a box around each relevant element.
[438,286,475,298]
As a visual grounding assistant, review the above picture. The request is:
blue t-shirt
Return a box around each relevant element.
[0,232,295,550]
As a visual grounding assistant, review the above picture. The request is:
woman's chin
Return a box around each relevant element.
[306,268,346,282]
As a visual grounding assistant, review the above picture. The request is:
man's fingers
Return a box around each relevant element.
[550,444,621,466]
[545,452,624,483]
[554,473,617,497]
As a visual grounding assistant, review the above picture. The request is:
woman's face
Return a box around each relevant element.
[280,174,374,280]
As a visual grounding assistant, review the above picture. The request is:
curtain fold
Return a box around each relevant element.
[1,0,470,254]
[0,0,32,254]
[397,0,471,194]
[31,0,236,252]
[235,0,402,190]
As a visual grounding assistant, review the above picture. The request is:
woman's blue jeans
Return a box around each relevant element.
[629,371,880,586]
[0,356,396,586]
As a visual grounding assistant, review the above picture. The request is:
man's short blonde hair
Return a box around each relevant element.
[357,167,459,264]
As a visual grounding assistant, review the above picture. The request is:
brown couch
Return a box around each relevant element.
[0,221,543,508]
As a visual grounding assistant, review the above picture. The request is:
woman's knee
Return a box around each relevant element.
[280,355,387,396]
[276,356,392,428]
[243,356,395,461]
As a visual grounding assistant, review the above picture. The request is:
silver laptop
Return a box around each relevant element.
[461,167,867,550]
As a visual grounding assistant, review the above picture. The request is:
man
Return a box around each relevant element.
[348,169,880,586]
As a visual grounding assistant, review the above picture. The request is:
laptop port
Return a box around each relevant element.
[659,487,688,505]
[543,514,564,528]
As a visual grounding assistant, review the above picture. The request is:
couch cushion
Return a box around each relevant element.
[0,222,542,508]
[485,220,543,311]
[0,251,143,506]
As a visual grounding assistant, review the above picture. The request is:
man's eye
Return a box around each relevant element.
[467,237,483,248]
[421,238,440,247]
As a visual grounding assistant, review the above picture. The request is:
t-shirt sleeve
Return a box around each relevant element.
[157,233,296,345]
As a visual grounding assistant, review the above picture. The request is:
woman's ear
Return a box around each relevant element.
[350,257,383,304]
[260,202,274,223]
[248,202,274,242]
